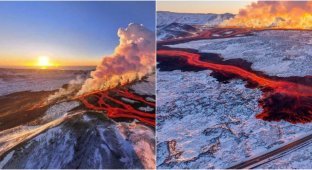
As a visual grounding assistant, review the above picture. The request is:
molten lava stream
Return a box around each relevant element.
[158,50,312,97]
[158,28,252,46]
[157,49,312,123]
[117,89,155,107]
[79,89,155,127]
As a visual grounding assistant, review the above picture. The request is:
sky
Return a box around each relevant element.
[0,1,155,67]
[157,1,256,14]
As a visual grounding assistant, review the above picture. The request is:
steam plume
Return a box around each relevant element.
[221,1,312,29]
[78,23,155,96]
[47,76,85,103]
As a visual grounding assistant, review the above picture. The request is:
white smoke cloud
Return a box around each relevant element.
[77,23,155,96]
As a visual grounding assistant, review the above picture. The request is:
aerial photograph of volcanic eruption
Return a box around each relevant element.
[157,1,312,169]
[0,1,155,169]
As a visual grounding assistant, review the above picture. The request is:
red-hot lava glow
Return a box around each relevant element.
[158,50,312,98]
[157,28,312,123]
[78,89,155,126]
[73,24,156,127]
[158,28,252,46]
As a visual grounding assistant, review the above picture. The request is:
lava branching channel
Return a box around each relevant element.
[157,28,312,124]
[78,88,155,126]
[158,28,253,46]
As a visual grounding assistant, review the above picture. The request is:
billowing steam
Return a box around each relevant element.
[221,1,312,29]
[77,23,155,96]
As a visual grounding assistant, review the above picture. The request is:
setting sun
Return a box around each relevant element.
[37,56,53,68]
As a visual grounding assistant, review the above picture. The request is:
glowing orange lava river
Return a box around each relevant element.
[78,88,155,127]
[157,28,312,124]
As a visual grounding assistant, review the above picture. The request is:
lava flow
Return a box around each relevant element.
[78,88,155,127]
[158,28,253,46]
[158,28,312,124]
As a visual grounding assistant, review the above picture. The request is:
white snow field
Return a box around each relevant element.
[157,70,312,168]
[0,68,90,96]
[258,141,312,169]
[0,103,155,169]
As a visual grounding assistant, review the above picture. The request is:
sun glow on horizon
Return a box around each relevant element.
[37,56,54,69]
[0,55,100,68]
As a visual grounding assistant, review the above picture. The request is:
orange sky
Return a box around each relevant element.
[1,55,101,67]
[0,2,155,68]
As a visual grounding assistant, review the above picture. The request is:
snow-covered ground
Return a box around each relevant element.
[168,30,312,77]
[258,142,312,168]
[0,69,90,96]
[0,101,80,157]
[156,70,312,168]
[157,23,198,41]
[0,96,155,169]
[131,74,155,96]
[157,11,234,28]
[157,12,234,41]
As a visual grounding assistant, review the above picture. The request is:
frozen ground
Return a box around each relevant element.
[157,12,234,41]
[0,98,155,169]
[131,74,155,96]
[157,23,198,41]
[0,68,90,96]
[157,11,234,28]
[168,30,312,77]
[0,111,155,169]
[258,141,312,169]
[156,70,312,168]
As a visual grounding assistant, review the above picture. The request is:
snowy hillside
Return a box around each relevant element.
[157,22,199,40]
[157,11,234,28]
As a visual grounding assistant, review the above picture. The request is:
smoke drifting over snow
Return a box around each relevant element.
[47,76,85,103]
[221,1,312,29]
[78,23,155,96]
